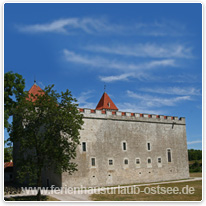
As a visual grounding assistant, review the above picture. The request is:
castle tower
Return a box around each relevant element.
[26,82,44,102]
[96,92,118,111]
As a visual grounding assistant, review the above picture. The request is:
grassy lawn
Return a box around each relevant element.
[91,180,202,201]
[190,172,202,177]
[5,195,59,201]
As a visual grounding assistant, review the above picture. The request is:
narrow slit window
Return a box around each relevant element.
[91,158,95,166]
[82,142,86,152]
[148,158,151,164]
[167,149,172,162]
[158,157,161,163]
[147,143,151,151]
[123,142,127,151]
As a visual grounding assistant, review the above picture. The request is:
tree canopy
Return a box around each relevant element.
[188,149,202,161]
[4,71,25,129]
[4,140,13,162]
[9,85,84,200]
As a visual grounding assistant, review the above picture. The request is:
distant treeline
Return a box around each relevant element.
[188,149,202,161]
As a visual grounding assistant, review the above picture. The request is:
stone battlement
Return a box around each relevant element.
[78,108,185,124]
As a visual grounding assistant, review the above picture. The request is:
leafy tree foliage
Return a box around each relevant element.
[4,140,13,162]
[9,85,84,200]
[4,71,25,129]
[188,149,202,161]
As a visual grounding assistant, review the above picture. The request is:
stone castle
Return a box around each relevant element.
[15,83,190,187]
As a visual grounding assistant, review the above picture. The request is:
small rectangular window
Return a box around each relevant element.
[158,157,161,163]
[148,158,151,164]
[123,142,127,151]
[124,159,128,164]
[167,149,172,162]
[147,143,151,151]
[82,142,86,152]
[136,158,140,164]
[91,158,95,166]
[109,159,113,165]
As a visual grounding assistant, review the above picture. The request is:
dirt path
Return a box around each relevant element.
[5,177,201,201]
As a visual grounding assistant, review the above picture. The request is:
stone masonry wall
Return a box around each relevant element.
[61,109,189,187]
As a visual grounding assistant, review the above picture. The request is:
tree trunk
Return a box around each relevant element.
[36,169,42,201]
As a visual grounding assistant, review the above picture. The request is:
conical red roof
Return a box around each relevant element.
[96,92,118,110]
[26,83,44,102]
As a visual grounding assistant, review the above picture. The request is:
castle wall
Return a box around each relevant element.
[61,109,189,187]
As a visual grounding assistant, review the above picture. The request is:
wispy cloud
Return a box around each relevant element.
[16,18,187,37]
[99,73,133,82]
[63,49,176,71]
[99,72,155,83]
[85,43,193,58]
[76,90,96,109]
[118,102,164,114]
[139,87,201,96]
[187,140,202,145]
[16,17,123,34]
[127,90,191,107]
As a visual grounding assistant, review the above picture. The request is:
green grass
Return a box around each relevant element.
[4,195,59,201]
[189,160,202,165]
[190,172,202,177]
[91,180,202,201]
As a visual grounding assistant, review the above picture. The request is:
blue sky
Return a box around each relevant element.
[4,3,202,149]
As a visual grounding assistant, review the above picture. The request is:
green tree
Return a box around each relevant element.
[9,85,84,200]
[4,71,25,129]
[4,140,13,162]
[188,149,202,161]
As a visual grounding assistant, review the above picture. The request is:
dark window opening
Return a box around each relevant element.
[167,149,172,162]
[147,143,151,151]
[91,158,96,166]
[148,158,151,164]
[82,142,86,152]
[158,157,161,163]
[136,159,140,164]
[124,159,128,165]
[109,159,113,165]
[123,142,127,151]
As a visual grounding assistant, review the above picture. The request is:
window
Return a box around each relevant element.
[148,158,151,164]
[82,142,86,152]
[124,159,129,165]
[91,158,96,166]
[147,142,151,151]
[158,157,161,163]
[136,158,140,164]
[167,149,172,162]
[123,142,127,151]
[109,159,113,165]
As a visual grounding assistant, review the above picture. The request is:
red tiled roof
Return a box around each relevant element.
[96,92,118,111]
[4,162,13,169]
[26,83,44,102]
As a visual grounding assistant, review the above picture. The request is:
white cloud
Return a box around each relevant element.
[16,18,187,37]
[85,43,193,59]
[99,73,133,82]
[139,87,201,96]
[118,102,164,115]
[16,17,123,34]
[63,49,176,71]
[127,90,191,107]
[187,140,202,145]
[76,90,96,109]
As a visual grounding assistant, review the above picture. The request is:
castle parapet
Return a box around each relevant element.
[78,108,185,125]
